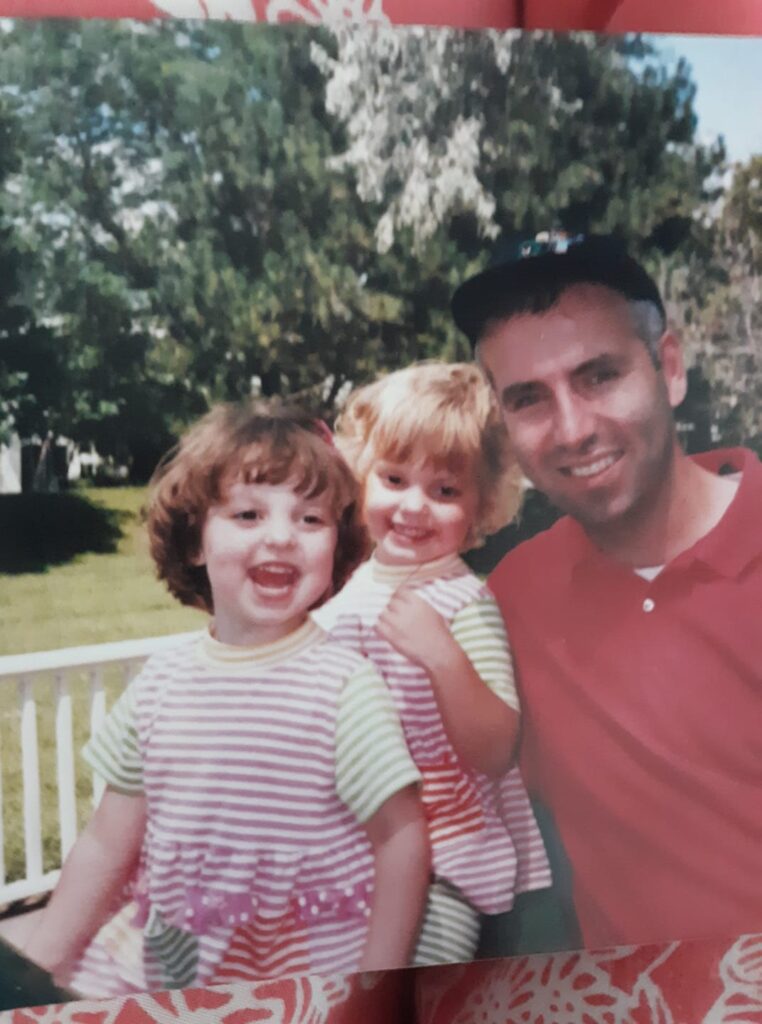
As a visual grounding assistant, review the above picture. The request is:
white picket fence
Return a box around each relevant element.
[0,632,200,907]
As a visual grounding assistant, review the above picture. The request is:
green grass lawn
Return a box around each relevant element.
[0,487,203,655]
[0,487,204,894]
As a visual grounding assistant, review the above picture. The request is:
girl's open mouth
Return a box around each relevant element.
[248,562,300,589]
[391,523,434,543]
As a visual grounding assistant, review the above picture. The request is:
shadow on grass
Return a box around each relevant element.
[0,493,128,574]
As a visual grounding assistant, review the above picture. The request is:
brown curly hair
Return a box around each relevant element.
[147,399,370,614]
[335,361,523,549]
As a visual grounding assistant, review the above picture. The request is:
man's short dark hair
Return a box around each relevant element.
[451,235,666,352]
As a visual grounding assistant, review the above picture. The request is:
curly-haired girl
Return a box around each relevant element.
[26,399,429,995]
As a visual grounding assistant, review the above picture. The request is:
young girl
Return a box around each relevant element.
[314,362,551,964]
[25,400,429,996]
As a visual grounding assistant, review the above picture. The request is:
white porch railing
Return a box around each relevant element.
[0,632,202,907]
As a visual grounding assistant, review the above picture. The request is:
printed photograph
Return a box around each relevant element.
[0,19,759,1007]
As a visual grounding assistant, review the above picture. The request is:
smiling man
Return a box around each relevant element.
[452,235,762,949]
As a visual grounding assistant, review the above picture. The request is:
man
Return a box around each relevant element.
[451,235,762,949]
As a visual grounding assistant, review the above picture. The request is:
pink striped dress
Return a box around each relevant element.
[67,619,420,996]
[316,553,550,960]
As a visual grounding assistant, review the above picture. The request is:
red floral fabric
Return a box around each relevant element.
[605,0,762,33]
[0,0,517,25]
[415,935,762,1024]
[6,971,411,1024]
[2,0,762,33]
[7,936,762,1022]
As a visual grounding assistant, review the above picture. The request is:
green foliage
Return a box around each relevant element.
[0,22,755,471]
[0,96,67,446]
[315,28,730,364]
[675,156,762,451]
[0,22,418,475]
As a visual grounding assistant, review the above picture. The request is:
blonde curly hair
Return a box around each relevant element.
[335,361,523,549]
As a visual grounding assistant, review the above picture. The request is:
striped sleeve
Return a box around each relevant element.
[335,661,420,823]
[450,595,520,712]
[81,682,144,794]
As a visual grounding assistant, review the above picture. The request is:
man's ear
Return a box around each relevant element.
[658,330,688,409]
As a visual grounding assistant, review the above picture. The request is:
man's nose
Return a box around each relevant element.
[552,391,596,450]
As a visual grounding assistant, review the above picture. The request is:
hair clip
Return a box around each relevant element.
[312,419,335,447]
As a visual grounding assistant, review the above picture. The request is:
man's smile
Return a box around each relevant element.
[559,451,623,480]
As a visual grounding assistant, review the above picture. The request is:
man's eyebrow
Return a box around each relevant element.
[501,381,541,406]
[571,354,622,377]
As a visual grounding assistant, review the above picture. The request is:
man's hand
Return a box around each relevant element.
[377,588,450,670]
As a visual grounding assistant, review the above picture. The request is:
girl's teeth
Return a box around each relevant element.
[570,454,617,478]
[394,526,429,538]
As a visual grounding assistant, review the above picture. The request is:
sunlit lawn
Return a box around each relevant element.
[0,487,204,891]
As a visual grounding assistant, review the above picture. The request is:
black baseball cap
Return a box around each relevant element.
[451,233,665,348]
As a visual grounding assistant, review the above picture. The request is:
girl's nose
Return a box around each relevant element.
[262,516,296,547]
[399,486,428,515]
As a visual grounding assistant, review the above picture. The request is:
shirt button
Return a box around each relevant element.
[643,598,655,613]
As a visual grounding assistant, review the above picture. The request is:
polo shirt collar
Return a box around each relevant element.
[569,447,760,581]
[685,447,761,578]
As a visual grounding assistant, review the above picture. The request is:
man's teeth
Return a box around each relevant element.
[568,454,618,478]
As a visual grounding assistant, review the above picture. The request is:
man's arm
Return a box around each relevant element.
[24,787,146,982]
[359,783,430,971]
[377,589,519,777]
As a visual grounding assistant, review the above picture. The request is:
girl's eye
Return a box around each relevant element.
[385,473,403,486]
[437,484,460,499]
[234,510,259,521]
[302,513,325,526]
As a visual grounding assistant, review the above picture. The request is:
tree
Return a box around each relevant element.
[676,156,762,452]
[1,21,746,474]
[0,96,68,452]
[314,29,723,257]
[0,21,421,476]
[313,27,728,371]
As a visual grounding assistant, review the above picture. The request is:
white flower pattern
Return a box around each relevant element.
[703,935,762,1023]
[149,0,388,24]
[265,0,387,24]
[7,938,762,1023]
[415,937,762,1024]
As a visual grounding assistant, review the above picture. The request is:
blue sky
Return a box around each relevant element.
[654,34,762,163]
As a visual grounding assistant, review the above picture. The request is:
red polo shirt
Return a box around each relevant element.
[489,448,762,948]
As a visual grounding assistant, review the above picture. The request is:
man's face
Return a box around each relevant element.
[477,285,687,532]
